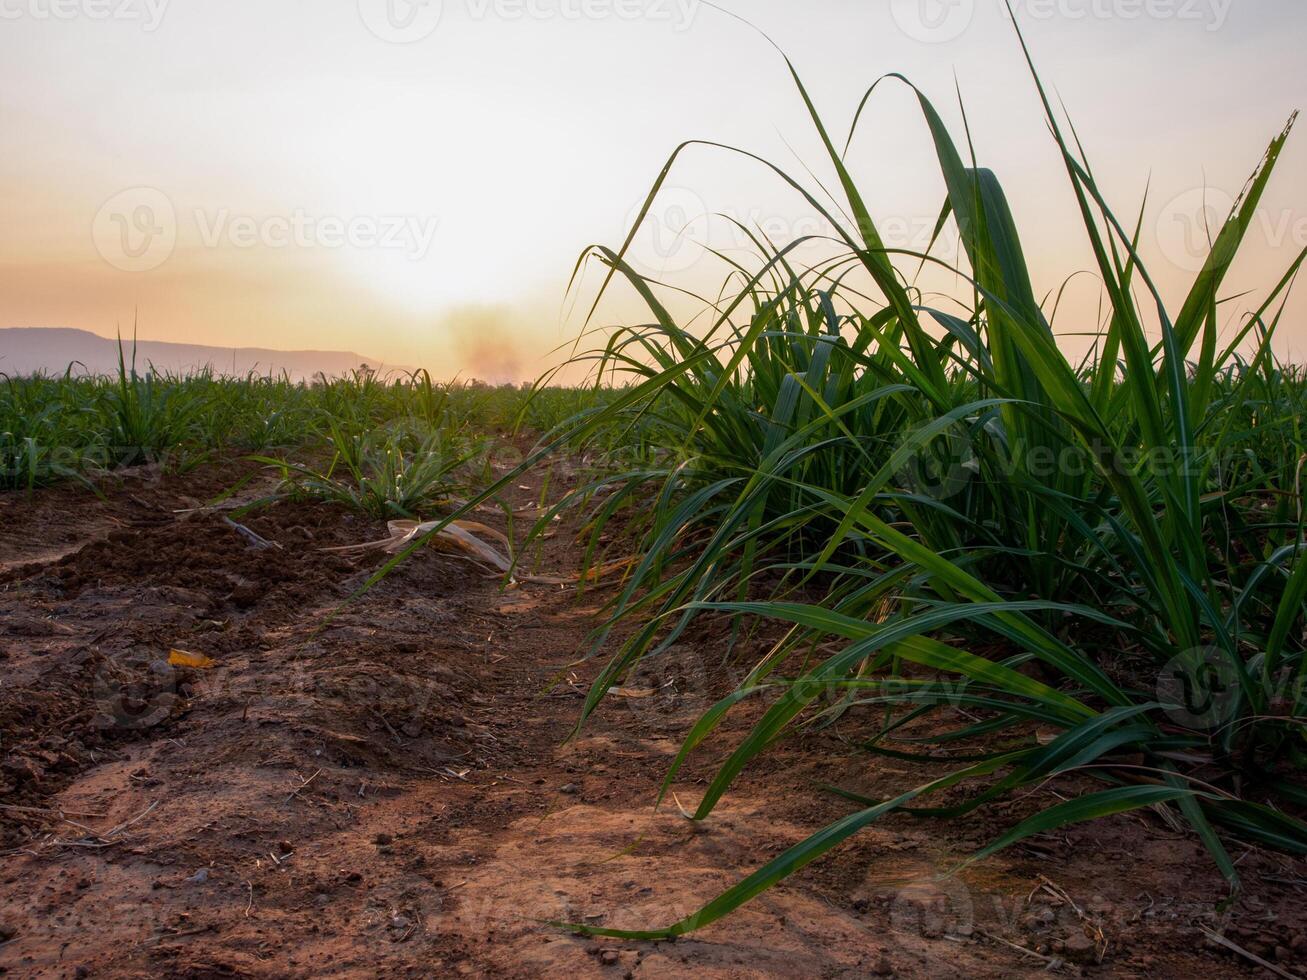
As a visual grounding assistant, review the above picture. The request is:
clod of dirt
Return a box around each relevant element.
[1063,930,1096,961]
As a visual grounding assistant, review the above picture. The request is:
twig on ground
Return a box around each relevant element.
[104,800,159,838]
[0,803,105,820]
[1038,875,1105,962]
[224,516,282,550]
[976,929,1063,968]
[43,800,159,851]
[370,709,401,741]
[283,768,322,805]
[1199,927,1303,980]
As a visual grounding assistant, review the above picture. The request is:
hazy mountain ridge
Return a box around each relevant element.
[0,327,394,381]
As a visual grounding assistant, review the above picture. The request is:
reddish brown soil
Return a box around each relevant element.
[1,458,1304,978]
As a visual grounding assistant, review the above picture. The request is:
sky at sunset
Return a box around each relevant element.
[2,0,1305,380]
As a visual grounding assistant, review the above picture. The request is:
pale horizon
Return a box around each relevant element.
[3,1,1305,380]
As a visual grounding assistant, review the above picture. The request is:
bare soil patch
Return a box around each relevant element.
[0,459,1303,977]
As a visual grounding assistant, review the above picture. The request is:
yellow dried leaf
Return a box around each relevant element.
[607,686,656,699]
[169,649,215,669]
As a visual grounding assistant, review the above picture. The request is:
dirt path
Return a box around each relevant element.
[1,461,1304,978]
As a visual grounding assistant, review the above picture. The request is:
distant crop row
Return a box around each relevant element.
[0,352,632,513]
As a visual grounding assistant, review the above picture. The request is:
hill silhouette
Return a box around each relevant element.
[0,327,395,381]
